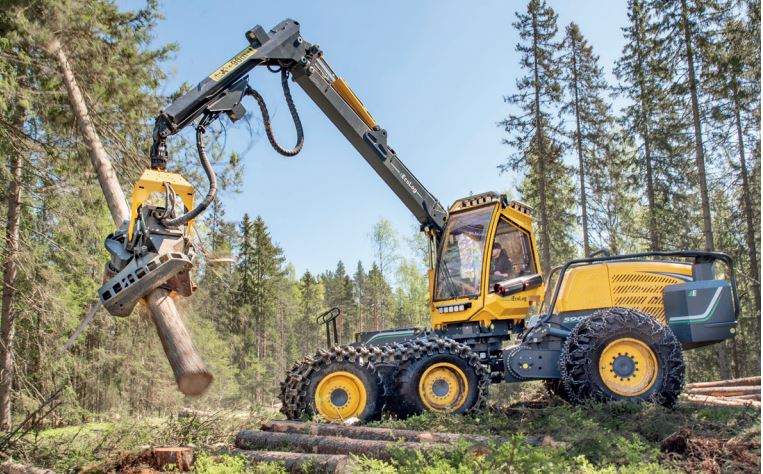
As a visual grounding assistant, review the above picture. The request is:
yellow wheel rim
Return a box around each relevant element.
[418,362,469,412]
[599,338,658,396]
[315,371,367,422]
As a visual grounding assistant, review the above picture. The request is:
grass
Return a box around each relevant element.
[366,388,761,473]
[2,389,759,473]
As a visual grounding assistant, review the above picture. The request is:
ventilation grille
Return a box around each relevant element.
[610,272,683,323]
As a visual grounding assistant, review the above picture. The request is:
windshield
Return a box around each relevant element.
[434,205,494,300]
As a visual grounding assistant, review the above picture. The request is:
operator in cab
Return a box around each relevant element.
[490,241,514,286]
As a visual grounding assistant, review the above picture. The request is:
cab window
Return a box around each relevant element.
[434,206,493,301]
[489,219,536,290]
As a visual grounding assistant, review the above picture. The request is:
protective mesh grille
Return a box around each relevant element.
[610,273,683,323]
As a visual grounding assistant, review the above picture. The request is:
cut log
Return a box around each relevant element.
[686,385,760,397]
[147,289,213,396]
[235,430,443,461]
[150,447,193,471]
[230,449,355,473]
[260,420,501,444]
[46,38,212,396]
[686,376,761,389]
[728,394,761,401]
[684,394,761,409]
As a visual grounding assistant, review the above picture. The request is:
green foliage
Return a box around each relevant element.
[500,0,577,272]
[369,397,759,472]
[194,452,288,474]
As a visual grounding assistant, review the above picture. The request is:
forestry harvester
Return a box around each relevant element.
[98,19,739,421]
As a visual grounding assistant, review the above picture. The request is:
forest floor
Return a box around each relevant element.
[2,383,760,473]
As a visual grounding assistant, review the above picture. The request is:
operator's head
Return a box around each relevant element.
[492,241,502,258]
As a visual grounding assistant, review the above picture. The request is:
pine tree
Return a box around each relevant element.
[614,0,664,250]
[703,13,761,318]
[560,22,615,257]
[500,0,575,273]
[353,261,368,335]
[651,0,733,376]
[321,261,355,344]
[298,270,324,354]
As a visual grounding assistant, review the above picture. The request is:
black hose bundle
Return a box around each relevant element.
[160,115,218,227]
[246,68,304,156]
[162,67,304,227]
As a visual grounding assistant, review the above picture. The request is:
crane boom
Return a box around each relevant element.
[151,19,447,235]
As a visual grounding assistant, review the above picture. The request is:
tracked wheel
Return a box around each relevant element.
[560,307,684,406]
[280,345,384,423]
[388,337,489,417]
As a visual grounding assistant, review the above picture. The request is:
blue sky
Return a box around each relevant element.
[118,0,627,276]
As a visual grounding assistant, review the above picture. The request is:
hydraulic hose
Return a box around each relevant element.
[246,68,304,156]
[161,117,217,227]
[161,68,303,228]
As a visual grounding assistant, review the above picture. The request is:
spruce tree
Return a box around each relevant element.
[560,22,614,257]
[614,0,664,250]
[500,0,575,273]
[703,14,761,317]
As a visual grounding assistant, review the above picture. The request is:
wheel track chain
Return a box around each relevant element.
[279,344,382,419]
[386,336,491,415]
[280,336,491,420]
[559,307,685,406]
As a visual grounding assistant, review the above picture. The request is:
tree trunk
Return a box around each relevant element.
[0,137,23,430]
[236,430,445,461]
[532,9,552,276]
[261,420,502,445]
[687,385,760,397]
[684,394,761,408]
[731,80,761,316]
[46,38,212,395]
[686,375,760,388]
[570,37,590,257]
[678,0,726,378]
[633,0,659,251]
[679,0,714,253]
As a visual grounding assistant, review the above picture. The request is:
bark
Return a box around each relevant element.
[532,8,552,275]
[47,38,212,395]
[731,78,761,315]
[230,449,356,474]
[686,385,760,397]
[686,376,760,389]
[684,394,761,409]
[260,420,501,445]
[149,447,193,471]
[679,0,714,252]
[633,0,659,251]
[678,0,727,378]
[729,394,761,401]
[235,430,439,461]
[570,35,590,257]
[0,142,22,430]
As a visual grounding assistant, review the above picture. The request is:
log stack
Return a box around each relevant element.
[233,420,548,473]
[683,376,761,408]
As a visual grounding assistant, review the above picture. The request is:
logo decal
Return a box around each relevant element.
[209,47,257,81]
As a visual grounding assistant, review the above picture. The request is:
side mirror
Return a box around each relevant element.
[494,274,543,296]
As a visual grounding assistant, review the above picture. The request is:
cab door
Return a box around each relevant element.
[479,216,544,324]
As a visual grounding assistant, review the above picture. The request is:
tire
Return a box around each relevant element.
[390,337,489,417]
[280,345,384,422]
[543,378,572,402]
[560,307,684,407]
